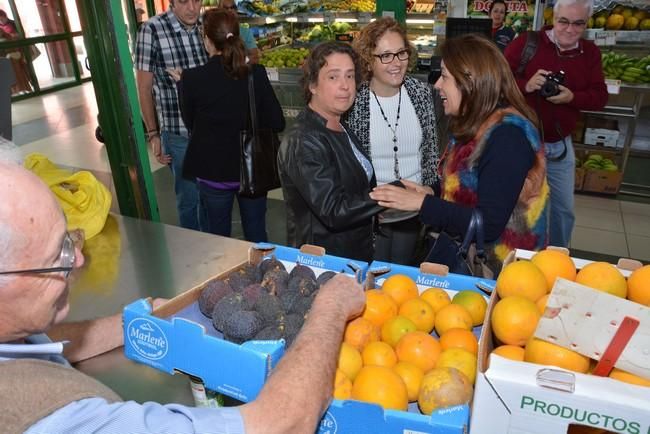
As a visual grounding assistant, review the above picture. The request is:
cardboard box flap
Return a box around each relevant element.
[535,279,650,379]
[299,244,326,256]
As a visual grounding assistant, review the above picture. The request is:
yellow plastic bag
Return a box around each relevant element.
[24,153,112,240]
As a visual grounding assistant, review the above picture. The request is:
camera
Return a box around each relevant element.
[539,70,565,98]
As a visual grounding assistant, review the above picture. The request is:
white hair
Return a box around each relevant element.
[0,137,22,165]
[553,0,593,18]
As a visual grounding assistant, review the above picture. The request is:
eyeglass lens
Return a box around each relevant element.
[376,50,409,64]
[60,233,76,275]
[557,18,586,28]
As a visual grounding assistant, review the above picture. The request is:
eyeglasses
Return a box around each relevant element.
[373,49,409,64]
[0,233,76,278]
[555,18,587,29]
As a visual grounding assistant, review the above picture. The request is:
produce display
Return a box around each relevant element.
[308,0,375,12]
[335,274,486,415]
[260,47,309,68]
[578,153,619,171]
[601,51,650,83]
[489,251,650,388]
[199,258,337,346]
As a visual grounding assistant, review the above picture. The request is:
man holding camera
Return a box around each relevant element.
[505,0,607,248]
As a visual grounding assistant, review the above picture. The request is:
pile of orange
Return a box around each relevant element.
[490,251,650,388]
[335,274,487,414]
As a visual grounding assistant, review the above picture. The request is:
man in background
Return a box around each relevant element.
[135,0,207,231]
[505,0,607,248]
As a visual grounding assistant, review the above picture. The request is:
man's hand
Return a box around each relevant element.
[150,135,171,165]
[546,84,574,105]
[525,69,551,94]
[313,274,365,321]
[401,179,434,195]
[370,183,427,211]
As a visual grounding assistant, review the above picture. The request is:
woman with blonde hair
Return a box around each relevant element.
[370,34,548,273]
[346,17,440,265]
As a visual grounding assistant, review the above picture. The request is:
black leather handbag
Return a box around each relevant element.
[425,209,494,279]
[239,72,281,197]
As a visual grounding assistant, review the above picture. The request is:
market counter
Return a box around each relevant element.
[70,214,252,405]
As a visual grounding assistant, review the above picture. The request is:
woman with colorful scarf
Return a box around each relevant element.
[370,34,549,273]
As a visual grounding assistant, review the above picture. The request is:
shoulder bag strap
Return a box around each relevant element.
[516,31,539,78]
[248,70,258,134]
[459,209,486,260]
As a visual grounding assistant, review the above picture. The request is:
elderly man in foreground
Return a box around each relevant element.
[0,160,365,434]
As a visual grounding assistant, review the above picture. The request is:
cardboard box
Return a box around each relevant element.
[574,166,585,191]
[470,249,650,434]
[123,244,368,402]
[316,261,494,434]
[584,117,620,148]
[571,116,585,144]
[580,149,624,195]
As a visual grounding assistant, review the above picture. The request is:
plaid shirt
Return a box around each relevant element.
[135,10,208,136]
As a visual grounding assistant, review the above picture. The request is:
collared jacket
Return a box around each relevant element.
[344,75,441,188]
[278,108,383,262]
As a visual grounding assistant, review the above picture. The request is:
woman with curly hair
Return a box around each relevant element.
[345,17,441,265]
[371,34,549,273]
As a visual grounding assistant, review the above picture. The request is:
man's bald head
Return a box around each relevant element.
[0,162,63,270]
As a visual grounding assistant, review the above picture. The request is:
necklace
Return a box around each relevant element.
[372,87,402,180]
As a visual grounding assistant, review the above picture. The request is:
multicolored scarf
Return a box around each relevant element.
[441,108,549,265]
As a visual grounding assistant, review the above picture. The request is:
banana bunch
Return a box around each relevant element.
[601,52,650,83]
[582,154,618,172]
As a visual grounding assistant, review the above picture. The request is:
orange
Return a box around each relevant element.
[381,274,419,307]
[381,315,417,347]
[362,341,398,368]
[491,296,541,346]
[531,249,577,291]
[337,342,363,381]
[626,265,650,306]
[351,365,408,411]
[452,290,488,326]
[418,367,473,415]
[491,344,525,362]
[420,287,452,313]
[575,262,627,298]
[435,347,477,383]
[333,368,352,400]
[343,317,380,351]
[608,368,650,387]
[524,337,590,373]
[536,294,549,315]
[362,289,399,327]
[440,328,478,355]
[393,361,424,402]
[399,298,436,333]
[496,260,548,302]
[434,304,473,336]
[395,331,442,373]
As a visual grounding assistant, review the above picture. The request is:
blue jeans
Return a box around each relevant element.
[161,131,200,231]
[545,136,575,248]
[198,183,268,242]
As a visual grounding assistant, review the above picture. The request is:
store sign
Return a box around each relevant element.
[467,0,535,33]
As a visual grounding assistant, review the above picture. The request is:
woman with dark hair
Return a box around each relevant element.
[370,34,549,273]
[179,8,284,241]
[490,0,515,51]
[278,41,382,262]
[346,17,440,265]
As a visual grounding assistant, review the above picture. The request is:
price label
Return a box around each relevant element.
[266,67,279,82]
[605,78,621,95]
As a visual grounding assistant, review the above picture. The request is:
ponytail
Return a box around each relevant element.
[203,8,250,80]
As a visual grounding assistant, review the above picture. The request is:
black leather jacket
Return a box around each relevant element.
[278,108,383,262]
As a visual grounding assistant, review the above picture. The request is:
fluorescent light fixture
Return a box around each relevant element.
[286,16,298,22]
[265,17,277,24]
[369,18,376,22]
[405,19,435,24]
[308,17,324,23]
[334,18,358,23]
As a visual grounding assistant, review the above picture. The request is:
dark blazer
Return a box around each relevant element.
[278,108,383,262]
[180,56,285,182]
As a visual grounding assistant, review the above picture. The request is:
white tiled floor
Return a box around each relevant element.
[9,83,650,262]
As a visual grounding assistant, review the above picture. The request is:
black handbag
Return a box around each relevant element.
[425,209,494,279]
[239,72,281,197]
